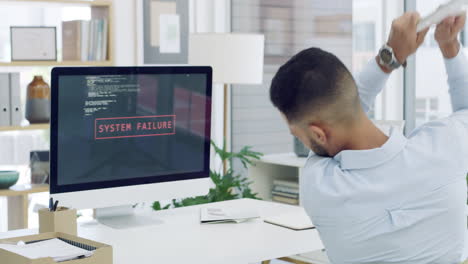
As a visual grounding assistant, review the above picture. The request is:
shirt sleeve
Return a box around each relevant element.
[444,47,468,170]
[445,47,468,112]
[354,58,391,114]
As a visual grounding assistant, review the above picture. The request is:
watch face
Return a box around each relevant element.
[381,49,392,64]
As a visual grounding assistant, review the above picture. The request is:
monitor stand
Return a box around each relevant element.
[95,205,163,229]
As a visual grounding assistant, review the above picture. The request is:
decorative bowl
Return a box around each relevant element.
[0,171,19,189]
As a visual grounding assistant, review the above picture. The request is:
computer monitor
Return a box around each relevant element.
[50,66,212,228]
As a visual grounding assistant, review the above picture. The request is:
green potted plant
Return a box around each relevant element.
[153,140,263,210]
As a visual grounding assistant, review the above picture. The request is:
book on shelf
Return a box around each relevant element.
[272,179,299,205]
[62,19,108,62]
[273,179,299,189]
[272,185,299,195]
[80,20,89,61]
[271,191,298,199]
[62,21,81,61]
[88,20,95,61]
[272,195,299,205]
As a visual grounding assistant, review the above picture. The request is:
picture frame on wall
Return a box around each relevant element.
[137,0,189,64]
[10,26,57,61]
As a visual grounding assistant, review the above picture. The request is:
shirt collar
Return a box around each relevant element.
[332,128,407,170]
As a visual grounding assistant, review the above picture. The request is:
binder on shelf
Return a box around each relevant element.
[0,232,113,264]
[9,73,22,126]
[0,74,11,126]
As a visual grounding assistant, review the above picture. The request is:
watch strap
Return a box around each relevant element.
[389,58,401,69]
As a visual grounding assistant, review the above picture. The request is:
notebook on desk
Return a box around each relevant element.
[0,238,94,262]
[200,207,260,224]
[264,208,315,231]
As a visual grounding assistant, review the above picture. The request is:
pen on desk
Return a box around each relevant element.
[49,197,53,211]
[53,200,59,212]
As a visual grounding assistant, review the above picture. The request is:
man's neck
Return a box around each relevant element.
[342,118,389,151]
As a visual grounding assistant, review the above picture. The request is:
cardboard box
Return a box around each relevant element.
[39,207,77,236]
[0,232,112,264]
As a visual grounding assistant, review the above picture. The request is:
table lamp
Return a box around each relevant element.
[189,33,265,171]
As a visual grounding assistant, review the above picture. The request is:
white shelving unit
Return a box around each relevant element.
[0,0,114,133]
[249,152,308,206]
[250,154,331,264]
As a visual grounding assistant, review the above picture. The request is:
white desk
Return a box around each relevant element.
[0,198,323,264]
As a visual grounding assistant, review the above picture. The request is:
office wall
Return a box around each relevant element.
[231,0,353,175]
[113,0,228,173]
[113,0,137,66]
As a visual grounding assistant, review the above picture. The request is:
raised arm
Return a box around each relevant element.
[356,12,429,113]
[444,47,468,112]
[354,57,390,113]
[435,15,468,112]
[435,15,468,170]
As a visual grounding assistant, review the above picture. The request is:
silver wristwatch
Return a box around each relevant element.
[378,44,405,70]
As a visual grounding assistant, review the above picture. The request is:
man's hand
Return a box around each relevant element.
[435,15,466,59]
[387,12,430,64]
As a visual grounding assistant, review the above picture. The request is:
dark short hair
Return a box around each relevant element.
[270,48,359,123]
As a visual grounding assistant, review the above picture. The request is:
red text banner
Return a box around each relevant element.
[95,115,176,140]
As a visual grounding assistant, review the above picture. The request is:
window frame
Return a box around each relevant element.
[403,0,417,134]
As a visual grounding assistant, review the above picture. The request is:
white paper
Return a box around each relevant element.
[0,238,93,262]
[159,14,181,53]
[417,0,468,32]
[150,1,176,47]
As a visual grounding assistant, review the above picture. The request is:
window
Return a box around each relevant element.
[353,0,404,121]
[352,0,382,119]
[354,23,376,52]
[352,0,383,73]
[412,0,462,129]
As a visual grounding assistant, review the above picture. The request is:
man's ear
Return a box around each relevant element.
[308,125,328,145]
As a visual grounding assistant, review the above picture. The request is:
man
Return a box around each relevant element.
[270,12,468,264]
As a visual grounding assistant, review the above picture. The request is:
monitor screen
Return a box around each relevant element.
[50,67,212,194]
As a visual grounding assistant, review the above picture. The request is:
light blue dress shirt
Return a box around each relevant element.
[301,49,468,264]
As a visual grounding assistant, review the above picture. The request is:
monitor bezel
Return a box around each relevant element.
[50,66,213,194]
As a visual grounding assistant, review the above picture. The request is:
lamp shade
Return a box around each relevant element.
[189,33,264,85]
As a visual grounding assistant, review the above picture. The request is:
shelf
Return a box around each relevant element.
[0,123,50,132]
[259,153,308,168]
[0,60,114,67]
[0,0,112,6]
[0,0,115,67]
[0,184,49,197]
